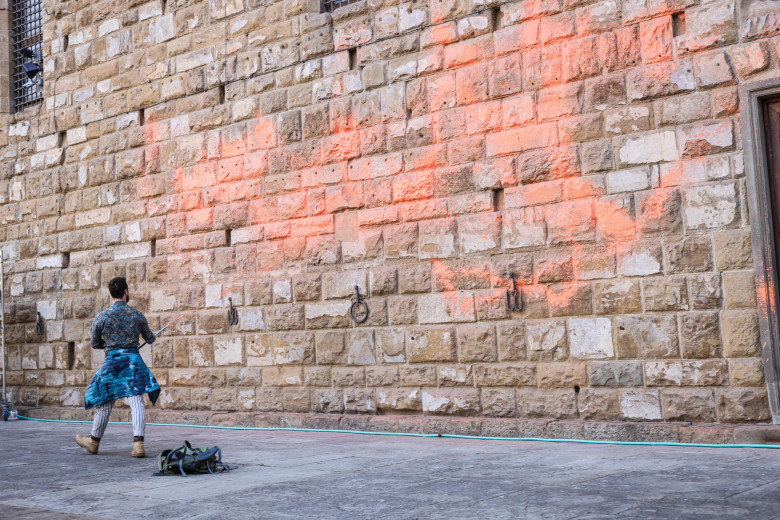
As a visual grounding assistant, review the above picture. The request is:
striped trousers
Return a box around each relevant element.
[91,394,145,439]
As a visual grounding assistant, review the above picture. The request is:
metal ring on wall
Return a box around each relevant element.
[349,285,370,324]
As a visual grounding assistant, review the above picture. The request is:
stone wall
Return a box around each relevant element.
[1,0,778,424]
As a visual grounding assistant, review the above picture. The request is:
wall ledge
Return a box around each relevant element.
[18,406,780,445]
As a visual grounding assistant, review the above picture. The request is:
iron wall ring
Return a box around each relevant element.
[349,299,370,324]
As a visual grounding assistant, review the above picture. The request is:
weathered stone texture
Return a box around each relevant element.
[2,0,771,427]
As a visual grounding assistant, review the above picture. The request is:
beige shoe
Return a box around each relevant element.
[75,434,99,454]
[132,441,145,458]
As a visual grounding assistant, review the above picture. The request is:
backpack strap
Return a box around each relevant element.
[156,449,171,473]
[165,445,189,476]
[195,446,219,462]
[213,447,231,473]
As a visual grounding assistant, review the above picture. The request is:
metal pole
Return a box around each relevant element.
[1,254,6,402]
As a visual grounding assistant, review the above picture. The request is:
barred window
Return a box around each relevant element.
[11,0,44,112]
[321,0,362,13]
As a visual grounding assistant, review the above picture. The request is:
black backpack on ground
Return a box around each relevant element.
[154,440,231,476]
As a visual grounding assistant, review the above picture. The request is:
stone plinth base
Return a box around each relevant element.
[18,406,780,445]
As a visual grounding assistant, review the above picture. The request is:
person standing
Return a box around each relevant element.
[75,277,160,458]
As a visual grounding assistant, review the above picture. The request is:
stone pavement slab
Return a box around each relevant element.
[1,420,780,519]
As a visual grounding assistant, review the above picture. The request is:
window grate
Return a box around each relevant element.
[11,0,44,112]
[321,0,362,13]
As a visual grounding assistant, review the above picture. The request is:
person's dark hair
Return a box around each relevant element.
[108,277,128,299]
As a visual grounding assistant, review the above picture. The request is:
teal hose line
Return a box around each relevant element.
[439,434,780,449]
[16,415,780,449]
[17,415,438,438]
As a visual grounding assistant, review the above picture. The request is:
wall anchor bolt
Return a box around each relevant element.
[507,272,522,312]
[227,297,239,326]
[35,312,45,337]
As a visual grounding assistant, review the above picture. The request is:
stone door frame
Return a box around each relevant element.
[741,74,780,424]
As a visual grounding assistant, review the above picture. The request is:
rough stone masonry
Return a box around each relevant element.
[1,0,779,432]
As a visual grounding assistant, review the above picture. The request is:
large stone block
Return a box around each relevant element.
[406,327,456,362]
[563,36,600,83]
[680,120,735,158]
[246,335,274,367]
[366,366,399,387]
[722,271,757,309]
[481,389,517,417]
[418,292,476,324]
[437,364,473,386]
[592,280,641,314]
[497,321,526,361]
[578,389,621,420]
[304,301,351,329]
[642,276,689,311]
[346,330,378,365]
[620,389,662,420]
[475,289,511,321]
[432,259,492,291]
[389,296,418,325]
[458,213,502,255]
[626,61,694,101]
[516,389,578,419]
[567,318,614,359]
[526,320,568,361]
[664,236,713,273]
[418,218,458,259]
[654,92,711,126]
[265,305,306,331]
[262,367,304,386]
[282,388,312,413]
[645,360,728,386]
[729,358,765,387]
[422,388,480,415]
[375,328,406,362]
[616,130,677,166]
[716,388,771,422]
[502,208,547,249]
[473,364,536,386]
[679,312,722,359]
[614,315,679,359]
[675,1,737,55]
[721,310,760,357]
[713,230,753,271]
[682,181,739,230]
[458,323,498,362]
[661,389,717,422]
[619,241,663,277]
[548,282,593,317]
[535,249,574,283]
[689,273,723,310]
[272,332,315,365]
[537,362,587,388]
[321,270,367,300]
[214,337,244,366]
[377,388,423,411]
[398,263,432,294]
[588,361,643,386]
[344,388,376,413]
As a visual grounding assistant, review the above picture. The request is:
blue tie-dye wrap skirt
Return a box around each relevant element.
[84,347,160,410]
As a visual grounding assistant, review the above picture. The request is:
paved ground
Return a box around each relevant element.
[2,419,780,520]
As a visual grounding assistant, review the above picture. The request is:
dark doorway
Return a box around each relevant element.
[742,78,780,425]
[763,98,780,267]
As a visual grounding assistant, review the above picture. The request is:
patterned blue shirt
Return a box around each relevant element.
[91,301,156,350]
